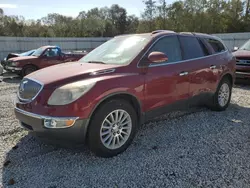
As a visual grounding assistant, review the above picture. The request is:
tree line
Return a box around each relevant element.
[0,0,250,37]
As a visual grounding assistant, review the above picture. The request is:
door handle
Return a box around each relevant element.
[179,71,188,76]
[210,65,216,69]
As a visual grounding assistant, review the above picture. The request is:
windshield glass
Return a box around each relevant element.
[239,39,250,51]
[32,47,45,57]
[20,49,35,56]
[79,34,151,65]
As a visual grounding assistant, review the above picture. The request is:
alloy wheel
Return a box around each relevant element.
[100,109,132,150]
[218,83,230,107]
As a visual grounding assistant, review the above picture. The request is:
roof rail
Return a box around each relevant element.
[151,30,175,34]
[192,32,210,36]
[179,32,194,35]
[180,32,210,36]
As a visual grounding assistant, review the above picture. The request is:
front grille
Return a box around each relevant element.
[236,59,250,66]
[18,78,43,102]
[5,60,13,66]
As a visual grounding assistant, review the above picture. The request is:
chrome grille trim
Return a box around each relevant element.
[236,59,250,65]
[17,78,44,103]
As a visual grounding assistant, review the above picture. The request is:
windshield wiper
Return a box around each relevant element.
[87,61,106,64]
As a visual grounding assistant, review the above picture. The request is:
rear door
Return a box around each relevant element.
[178,34,213,106]
[201,38,228,91]
[142,35,191,120]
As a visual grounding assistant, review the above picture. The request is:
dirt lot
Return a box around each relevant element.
[1,78,250,187]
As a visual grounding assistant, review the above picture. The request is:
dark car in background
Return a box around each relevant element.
[4,46,88,77]
[15,30,235,157]
[232,39,250,79]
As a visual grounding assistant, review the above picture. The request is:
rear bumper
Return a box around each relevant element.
[14,107,90,145]
[235,71,250,79]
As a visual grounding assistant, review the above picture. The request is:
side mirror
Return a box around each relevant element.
[148,51,168,63]
[232,46,239,52]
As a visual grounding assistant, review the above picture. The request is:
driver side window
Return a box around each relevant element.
[148,36,182,63]
[44,48,59,57]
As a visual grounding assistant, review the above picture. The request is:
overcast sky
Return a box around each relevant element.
[0,0,151,20]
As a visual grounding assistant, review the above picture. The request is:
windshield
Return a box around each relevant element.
[239,39,250,51]
[79,34,151,65]
[20,49,35,56]
[32,47,45,57]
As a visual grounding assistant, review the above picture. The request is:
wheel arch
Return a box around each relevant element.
[22,64,39,77]
[220,72,234,86]
[23,63,39,70]
[89,92,143,123]
[84,92,143,142]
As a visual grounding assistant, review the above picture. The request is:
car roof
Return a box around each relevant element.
[115,30,219,41]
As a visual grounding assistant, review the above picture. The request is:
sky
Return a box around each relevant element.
[0,0,151,20]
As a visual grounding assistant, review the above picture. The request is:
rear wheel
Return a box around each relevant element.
[22,65,37,77]
[210,78,232,111]
[87,99,137,158]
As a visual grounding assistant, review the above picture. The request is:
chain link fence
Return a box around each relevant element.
[213,32,250,51]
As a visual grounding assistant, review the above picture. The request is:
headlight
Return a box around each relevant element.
[11,62,19,66]
[47,80,96,105]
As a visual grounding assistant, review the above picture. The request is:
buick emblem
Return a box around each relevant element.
[19,80,28,93]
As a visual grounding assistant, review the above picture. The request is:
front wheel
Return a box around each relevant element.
[210,78,232,111]
[22,65,37,77]
[87,99,137,158]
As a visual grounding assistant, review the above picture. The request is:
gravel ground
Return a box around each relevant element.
[1,77,250,188]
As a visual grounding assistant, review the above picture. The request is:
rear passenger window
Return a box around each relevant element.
[197,38,210,56]
[148,36,182,63]
[204,38,225,53]
[179,36,205,60]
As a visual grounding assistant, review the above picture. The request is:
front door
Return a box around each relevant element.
[140,35,191,121]
[40,48,61,68]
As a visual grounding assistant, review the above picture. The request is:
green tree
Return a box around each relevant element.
[156,0,167,29]
[142,0,157,31]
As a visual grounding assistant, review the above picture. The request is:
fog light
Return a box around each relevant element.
[43,118,76,129]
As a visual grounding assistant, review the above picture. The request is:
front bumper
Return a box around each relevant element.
[5,66,22,71]
[0,60,6,67]
[235,71,250,79]
[14,107,90,145]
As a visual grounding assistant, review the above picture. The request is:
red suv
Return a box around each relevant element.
[232,39,250,79]
[15,31,236,157]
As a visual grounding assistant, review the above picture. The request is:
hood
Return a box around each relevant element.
[233,49,250,59]
[6,53,20,60]
[9,56,38,61]
[26,62,121,85]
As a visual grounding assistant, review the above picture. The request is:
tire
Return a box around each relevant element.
[210,78,232,111]
[87,99,138,158]
[0,64,3,75]
[22,65,37,77]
